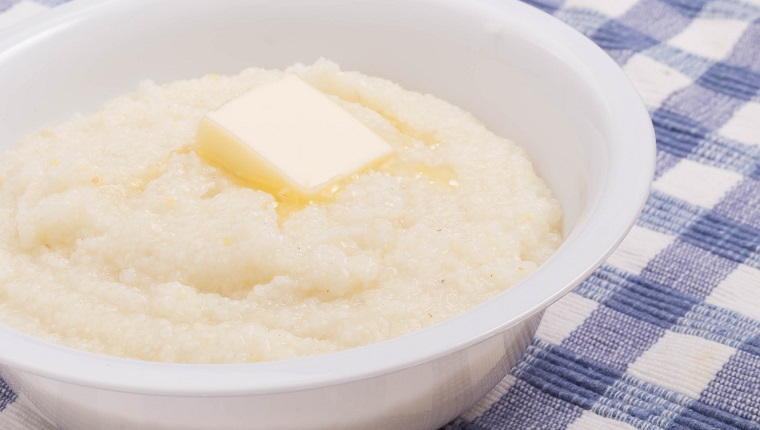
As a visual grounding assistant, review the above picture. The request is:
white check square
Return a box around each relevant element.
[563,0,638,17]
[628,331,736,398]
[706,264,760,321]
[605,226,674,275]
[623,54,693,107]
[568,411,637,430]
[536,293,599,345]
[718,102,760,146]
[668,19,749,60]
[653,159,743,208]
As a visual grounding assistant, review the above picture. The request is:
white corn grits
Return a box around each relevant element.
[0,60,561,363]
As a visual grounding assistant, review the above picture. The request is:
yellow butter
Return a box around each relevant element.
[196,74,393,201]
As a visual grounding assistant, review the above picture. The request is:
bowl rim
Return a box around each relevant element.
[0,0,655,395]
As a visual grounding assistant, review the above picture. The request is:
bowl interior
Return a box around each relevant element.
[0,0,615,235]
[0,0,653,393]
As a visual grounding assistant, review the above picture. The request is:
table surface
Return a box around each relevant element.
[1,0,759,429]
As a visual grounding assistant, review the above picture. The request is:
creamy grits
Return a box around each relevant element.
[0,60,561,363]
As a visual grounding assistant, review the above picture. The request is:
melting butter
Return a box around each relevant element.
[196,74,393,202]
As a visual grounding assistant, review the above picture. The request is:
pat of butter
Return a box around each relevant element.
[196,74,393,200]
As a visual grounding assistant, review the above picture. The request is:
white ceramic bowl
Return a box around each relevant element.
[0,0,655,429]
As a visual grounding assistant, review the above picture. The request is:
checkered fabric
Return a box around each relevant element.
[1,0,759,429]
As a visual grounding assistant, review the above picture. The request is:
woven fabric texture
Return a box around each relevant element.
[1,0,759,429]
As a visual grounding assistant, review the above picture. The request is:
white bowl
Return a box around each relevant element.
[0,0,655,429]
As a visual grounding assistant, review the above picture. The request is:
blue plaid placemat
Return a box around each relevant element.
[1,0,759,429]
